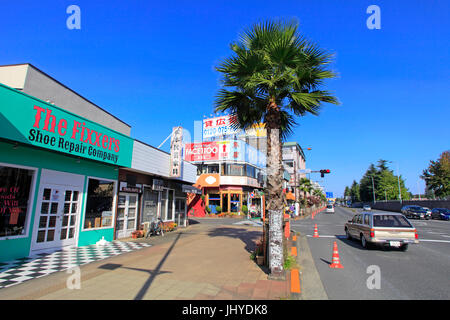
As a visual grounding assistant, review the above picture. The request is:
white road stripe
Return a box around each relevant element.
[419,239,450,243]
[306,235,346,238]
[304,235,450,243]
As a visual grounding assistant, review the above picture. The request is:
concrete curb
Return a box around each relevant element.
[295,233,329,300]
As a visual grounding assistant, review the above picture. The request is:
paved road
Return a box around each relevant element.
[291,206,450,300]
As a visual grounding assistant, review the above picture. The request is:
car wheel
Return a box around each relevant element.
[400,244,408,252]
[361,234,369,249]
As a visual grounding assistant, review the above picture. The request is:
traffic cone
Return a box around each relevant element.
[329,241,344,269]
[313,224,319,238]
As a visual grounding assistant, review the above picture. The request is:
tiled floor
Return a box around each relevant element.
[0,241,151,289]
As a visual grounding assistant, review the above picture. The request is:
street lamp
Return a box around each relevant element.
[388,161,402,204]
[417,178,422,200]
[384,186,394,202]
[369,175,376,204]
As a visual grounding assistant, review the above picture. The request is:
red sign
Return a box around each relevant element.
[184,142,219,162]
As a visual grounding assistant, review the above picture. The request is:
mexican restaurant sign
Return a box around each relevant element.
[0,83,133,167]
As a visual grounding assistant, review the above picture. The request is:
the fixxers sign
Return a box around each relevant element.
[28,105,121,163]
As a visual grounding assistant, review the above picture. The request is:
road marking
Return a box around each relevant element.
[306,235,346,239]
[420,239,450,243]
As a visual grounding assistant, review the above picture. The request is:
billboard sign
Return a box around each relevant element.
[184,140,266,167]
[184,142,220,162]
[0,83,133,167]
[169,126,183,177]
[202,114,266,139]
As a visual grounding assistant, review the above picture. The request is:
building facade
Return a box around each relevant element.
[282,142,307,202]
[186,115,267,217]
[0,81,133,262]
[115,139,197,239]
[0,64,197,262]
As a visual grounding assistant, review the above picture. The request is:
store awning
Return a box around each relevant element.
[286,192,295,201]
[182,184,202,195]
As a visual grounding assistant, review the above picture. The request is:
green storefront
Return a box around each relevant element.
[0,83,133,262]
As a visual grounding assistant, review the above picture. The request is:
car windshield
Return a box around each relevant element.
[373,215,412,228]
[327,205,333,209]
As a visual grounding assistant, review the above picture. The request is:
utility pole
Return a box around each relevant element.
[397,163,402,204]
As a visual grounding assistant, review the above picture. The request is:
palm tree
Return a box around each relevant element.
[298,177,312,212]
[214,20,339,275]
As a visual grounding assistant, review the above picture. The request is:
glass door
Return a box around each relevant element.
[33,185,80,251]
[141,188,159,224]
[175,198,186,226]
[115,193,138,239]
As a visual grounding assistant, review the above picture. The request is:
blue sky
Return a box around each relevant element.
[1,0,449,197]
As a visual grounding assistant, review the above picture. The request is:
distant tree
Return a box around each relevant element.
[349,180,361,203]
[344,186,350,199]
[359,160,410,202]
[359,164,378,202]
[421,150,450,199]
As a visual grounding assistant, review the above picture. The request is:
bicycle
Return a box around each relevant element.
[145,217,164,238]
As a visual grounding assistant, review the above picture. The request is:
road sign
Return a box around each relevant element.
[326,192,334,198]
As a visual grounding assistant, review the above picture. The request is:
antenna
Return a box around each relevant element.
[158,131,174,149]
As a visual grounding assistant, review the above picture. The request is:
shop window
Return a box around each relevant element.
[230,193,240,213]
[0,165,34,238]
[84,178,115,229]
[196,164,204,175]
[246,165,256,178]
[208,165,219,174]
[208,193,220,214]
[227,164,244,176]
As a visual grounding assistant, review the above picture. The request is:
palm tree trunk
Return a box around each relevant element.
[265,99,284,276]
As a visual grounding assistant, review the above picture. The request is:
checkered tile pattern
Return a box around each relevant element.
[0,241,151,289]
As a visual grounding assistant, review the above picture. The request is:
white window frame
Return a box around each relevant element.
[81,176,117,231]
[0,162,38,241]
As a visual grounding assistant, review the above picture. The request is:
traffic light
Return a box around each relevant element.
[320,169,331,178]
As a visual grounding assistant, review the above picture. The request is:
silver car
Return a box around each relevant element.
[345,212,418,251]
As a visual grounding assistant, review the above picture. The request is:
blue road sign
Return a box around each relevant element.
[326,192,334,198]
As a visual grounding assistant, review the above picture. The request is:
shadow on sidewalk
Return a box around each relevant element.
[206,227,262,254]
[132,233,182,300]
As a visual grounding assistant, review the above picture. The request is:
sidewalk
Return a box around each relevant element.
[0,223,290,300]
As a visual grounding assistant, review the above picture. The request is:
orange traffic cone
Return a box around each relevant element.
[329,241,344,269]
[313,224,319,238]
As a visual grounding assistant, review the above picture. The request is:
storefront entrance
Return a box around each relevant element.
[175,198,186,226]
[141,187,159,224]
[116,193,138,239]
[31,170,83,252]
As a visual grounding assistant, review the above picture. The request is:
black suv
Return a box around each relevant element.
[401,205,430,220]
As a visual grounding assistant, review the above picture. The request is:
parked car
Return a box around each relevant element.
[363,205,372,211]
[326,204,335,213]
[401,205,430,220]
[423,207,432,217]
[431,208,450,220]
[345,212,418,251]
